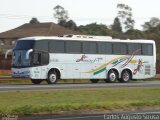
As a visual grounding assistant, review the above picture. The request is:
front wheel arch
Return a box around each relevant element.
[107,68,119,78]
[48,68,61,79]
[47,68,61,84]
[105,69,119,83]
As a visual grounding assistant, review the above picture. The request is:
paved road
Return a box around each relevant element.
[0,81,160,92]
[19,111,160,120]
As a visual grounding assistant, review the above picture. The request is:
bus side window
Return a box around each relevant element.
[142,44,153,55]
[49,41,65,53]
[113,43,127,55]
[98,42,112,54]
[33,53,41,65]
[34,41,48,52]
[128,43,142,55]
[41,52,49,65]
[82,42,97,54]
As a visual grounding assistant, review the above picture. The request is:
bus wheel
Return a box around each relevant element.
[118,70,131,83]
[47,71,58,84]
[105,70,117,83]
[90,79,99,83]
[31,79,42,84]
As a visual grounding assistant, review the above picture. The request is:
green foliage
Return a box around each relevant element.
[53,5,69,23]
[65,20,77,30]
[125,29,145,39]
[142,17,160,31]
[112,17,122,33]
[78,23,109,35]
[117,3,135,31]
[29,18,40,24]
[53,5,77,30]
[59,19,77,30]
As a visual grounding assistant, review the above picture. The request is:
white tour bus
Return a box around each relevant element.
[6,35,156,84]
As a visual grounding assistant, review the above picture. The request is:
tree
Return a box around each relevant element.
[117,3,135,31]
[125,29,145,39]
[53,5,69,24]
[65,20,77,30]
[29,18,40,24]
[112,17,122,33]
[53,5,77,30]
[142,17,160,32]
[78,23,109,35]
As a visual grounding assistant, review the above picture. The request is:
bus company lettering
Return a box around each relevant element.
[76,55,102,63]
[50,58,59,62]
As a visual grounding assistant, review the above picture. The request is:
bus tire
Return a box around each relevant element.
[31,79,42,84]
[47,71,58,84]
[90,79,99,83]
[105,70,117,83]
[118,70,131,83]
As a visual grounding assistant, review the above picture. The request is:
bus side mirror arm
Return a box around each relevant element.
[26,49,33,59]
[5,49,13,59]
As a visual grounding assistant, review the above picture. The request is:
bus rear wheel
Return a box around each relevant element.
[47,71,58,84]
[31,79,42,84]
[90,79,99,83]
[118,70,131,83]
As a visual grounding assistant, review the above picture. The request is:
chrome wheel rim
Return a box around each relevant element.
[49,74,57,83]
[109,72,116,82]
[123,72,129,82]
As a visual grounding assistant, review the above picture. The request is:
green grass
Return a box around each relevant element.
[0,88,160,115]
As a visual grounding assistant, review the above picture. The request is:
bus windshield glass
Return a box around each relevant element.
[12,50,32,67]
[15,40,35,50]
[13,40,35,67]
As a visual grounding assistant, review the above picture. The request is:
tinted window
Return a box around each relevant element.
[33,52,49,66]
[98,42,112,54]
[82,42,97,54]
[15,40,35,50]
[41,52,49,65]
[142,44,153,55]
[66,41,81,53]
[113,43,127,54]
[128,43,142,55]
[49,41,65,53]
[33,52,41,65]
[34,41,48,52]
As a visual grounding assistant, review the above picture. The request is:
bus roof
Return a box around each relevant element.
[18,35,155,44]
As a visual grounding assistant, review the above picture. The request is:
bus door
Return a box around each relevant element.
[32,51,49,79]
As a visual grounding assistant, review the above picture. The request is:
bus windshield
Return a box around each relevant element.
[12,50,32,67]
[13,40,35,67]
[15,40,35,50]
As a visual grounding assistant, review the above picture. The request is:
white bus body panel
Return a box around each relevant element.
[12,54,155,80]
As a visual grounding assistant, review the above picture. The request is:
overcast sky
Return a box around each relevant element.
[0,0,160,33]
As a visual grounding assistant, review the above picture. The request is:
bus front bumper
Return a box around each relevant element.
[12,68,30,78]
